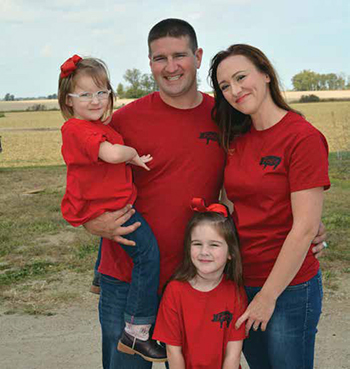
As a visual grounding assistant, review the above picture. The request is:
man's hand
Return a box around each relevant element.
[312,222,327,259]
[83,204,141,245]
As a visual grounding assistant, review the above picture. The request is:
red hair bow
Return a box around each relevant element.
[191,198,228,218]
[60,54,82,79]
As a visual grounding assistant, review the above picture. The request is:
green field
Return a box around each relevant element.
[0,102,349,314]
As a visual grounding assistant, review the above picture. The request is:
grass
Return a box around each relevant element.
[0,103,349,314]
[0,166,99,314]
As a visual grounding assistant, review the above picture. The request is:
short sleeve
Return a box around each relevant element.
[61,121,107,165]
[153,283,182,346]
[229,285,247,342]
[289,132,330,193]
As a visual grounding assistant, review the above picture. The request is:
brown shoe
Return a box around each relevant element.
[117,331,167,362]
[90,284,100,294]
[89,274,100,295]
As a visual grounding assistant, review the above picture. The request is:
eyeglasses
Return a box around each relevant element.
[68,89,111,102]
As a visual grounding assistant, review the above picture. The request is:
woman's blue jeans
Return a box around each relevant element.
[98,210,160,324]
[243,270,323,369]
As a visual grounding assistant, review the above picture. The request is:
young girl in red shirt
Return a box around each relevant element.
[153,198,247,369]
[58,55,166,362]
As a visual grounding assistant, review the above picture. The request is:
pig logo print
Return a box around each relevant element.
[212,310,233,328]
[199,131,219,145]
[260,156,281,170]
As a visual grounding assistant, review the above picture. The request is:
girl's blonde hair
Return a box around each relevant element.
[58,57,115,120]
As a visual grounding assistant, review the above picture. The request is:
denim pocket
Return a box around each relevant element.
[101,273,125,285]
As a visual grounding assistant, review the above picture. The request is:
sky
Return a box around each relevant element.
[1,0,349,98]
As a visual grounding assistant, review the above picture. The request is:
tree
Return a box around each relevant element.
[47,93,57,99]
[292,70,347,91]
[116,83,125,98]
[123,68,143,98]
[4,93,15,101]
[140,74,158,94]
[292,70,319,91]
[118,68,158,98]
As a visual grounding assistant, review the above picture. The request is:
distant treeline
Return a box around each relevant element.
[292,70,349,91]
[2,68,350,101]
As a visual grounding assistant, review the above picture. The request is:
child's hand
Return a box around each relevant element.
[128,154,153,171]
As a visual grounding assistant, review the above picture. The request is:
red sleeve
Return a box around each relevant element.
[229,285,247,341]
[153,282,182,346]
[61,121,107,165]
[289,132,330,193]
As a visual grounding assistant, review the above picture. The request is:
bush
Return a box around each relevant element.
[0,111,5,118]
[26,104,47,112]
[299,94,321,103]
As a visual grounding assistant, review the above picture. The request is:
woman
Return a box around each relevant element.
[209,44,330,369]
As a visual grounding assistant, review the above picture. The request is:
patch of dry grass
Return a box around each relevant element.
[291,101,350,153]
[0,101,349,169]
[0,110,64,129]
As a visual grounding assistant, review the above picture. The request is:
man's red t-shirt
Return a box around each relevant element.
[99,93,226,290]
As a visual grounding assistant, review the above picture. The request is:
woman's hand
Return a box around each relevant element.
[312,222,327,259]
[83,204,141,245]
[235,291,276,335]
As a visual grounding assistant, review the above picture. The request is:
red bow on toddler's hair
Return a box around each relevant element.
[191,198,228,218]
[60,54,82,79]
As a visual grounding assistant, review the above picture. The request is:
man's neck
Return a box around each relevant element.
[159,90,203,110]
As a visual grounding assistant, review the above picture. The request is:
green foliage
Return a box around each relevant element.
[0,261,56,286]
[0,111,5,118]
[117,68,158,98]
[75,240,99,260]
[292,70,347,91]
[329,152,350,180]
[4,93,15,101]
[299,94,321,103]
[116,83,125,98]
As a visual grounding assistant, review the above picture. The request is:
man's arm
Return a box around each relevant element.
[83,205,140,245]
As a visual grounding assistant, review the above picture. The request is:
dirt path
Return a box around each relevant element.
[1,279,349,369]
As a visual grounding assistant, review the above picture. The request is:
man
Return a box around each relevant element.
[85,19,326,369]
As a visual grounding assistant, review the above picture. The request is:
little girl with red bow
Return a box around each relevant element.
[58,55,166,362]
[153,198,247,369]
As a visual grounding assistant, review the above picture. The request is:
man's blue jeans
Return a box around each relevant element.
[98,210,160,324]
[99,274,153,369]
[243,270,323,369]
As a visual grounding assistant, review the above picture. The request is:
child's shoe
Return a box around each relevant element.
[117,330,167,362]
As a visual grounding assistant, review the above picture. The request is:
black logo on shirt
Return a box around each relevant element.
[199,131,219,145]
[212,310,233,328]
[260,156,281,170]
